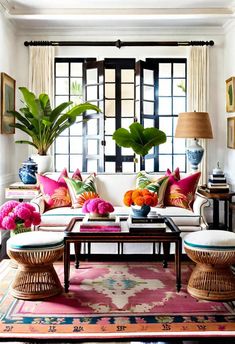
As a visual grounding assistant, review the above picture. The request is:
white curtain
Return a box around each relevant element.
[29,46,55,102]
[188,46,209,184]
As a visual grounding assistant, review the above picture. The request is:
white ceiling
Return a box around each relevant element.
[1,0,235,31]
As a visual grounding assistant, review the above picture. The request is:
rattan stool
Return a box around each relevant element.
[7,231,64,300]
[184,230,235,301]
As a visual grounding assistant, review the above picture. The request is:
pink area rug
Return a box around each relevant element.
[0,260,235,340]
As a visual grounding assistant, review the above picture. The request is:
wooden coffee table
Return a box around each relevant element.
[64,216,182,292]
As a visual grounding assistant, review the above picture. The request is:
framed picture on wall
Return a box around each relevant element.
[0,72,16,134]
[227,116,235,148]
[226,77,235,112]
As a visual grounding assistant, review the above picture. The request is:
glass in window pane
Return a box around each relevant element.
[143,101,154,115]
[159,63,171,78]
[87,86,97,101]
[121,100,134,116]
[56,63,68,77]
[87,118,98,135]
[173,97,186,115]
[70,95,83,105]
[158,97,172,115]
[144,158,154,173]
[105,137,116,155]
[105,69,115,82]
[174,138,186,153]
[55,78,69,94]
[122,162,134,173]
[70,122,83,135]
[159,79,171,96]
[55,155,68,171]
[121,84,134,99]
[121,69,134,83]
[88,140,98,155]
[70,78,83,96]
[70,137,83,154]
[144,69,154,85]
[105,100,115,117]
[55,96,69,107]
[55,137,69,154]
[173,79,186,96]
[159,137,172,154]
[70,155,83,172]
[71,63,83,77]
[173,63,185,78]
[144,85,154,100]
[105,161,116,173]
[159,117,172,136]
[122,117,134,129]
[86,69,97,84]
[159,155,172,172]
[122,147,134,155]
[87,160,98,172]
[143,118,154,128]
[105,118,116,135]
[174,155,186,172]
[105,83,115,98]
[59,128,69,136]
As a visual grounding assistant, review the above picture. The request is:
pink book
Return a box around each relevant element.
[80,225,121,232]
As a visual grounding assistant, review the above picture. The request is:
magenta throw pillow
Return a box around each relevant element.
[38,168,82,210]
[164,171,201,210]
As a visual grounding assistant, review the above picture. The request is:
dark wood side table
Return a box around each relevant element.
[197,187,235,230]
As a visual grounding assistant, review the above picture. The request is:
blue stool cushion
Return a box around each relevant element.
[184,230,235,251]
[7,231,64,250]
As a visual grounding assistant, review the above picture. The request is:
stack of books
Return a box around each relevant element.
[207,171,229,193]
[127,215,166,232]
[80,215,121,232]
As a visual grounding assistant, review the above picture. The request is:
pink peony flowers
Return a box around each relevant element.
[82,198,114,216]
[0,200,41,230]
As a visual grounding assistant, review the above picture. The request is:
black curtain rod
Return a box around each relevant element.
[24,40,214,48]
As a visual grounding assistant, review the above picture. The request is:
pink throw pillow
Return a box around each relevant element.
[165,167,181,183]
[164,172,201,210]
[37,168,82,210]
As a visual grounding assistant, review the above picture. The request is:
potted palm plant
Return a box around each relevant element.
[9,87,100,172]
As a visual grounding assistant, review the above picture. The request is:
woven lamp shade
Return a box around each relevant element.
[175,112,213,139]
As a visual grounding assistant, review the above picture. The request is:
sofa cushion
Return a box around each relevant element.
[165,167,180,181]
[37,168,82,210]
[154,206,201,227]
[136,171,169,207]
[164,172,201,210]
[64,173,99,208]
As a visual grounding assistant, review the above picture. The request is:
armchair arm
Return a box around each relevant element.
[193,191,210,228]
[30,193,45,214]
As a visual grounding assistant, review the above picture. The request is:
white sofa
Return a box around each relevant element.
[31,172,209,254]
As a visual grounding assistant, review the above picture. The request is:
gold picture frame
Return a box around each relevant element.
[0,72,16,134]
[227,116,235,148]
[226,77,235,112]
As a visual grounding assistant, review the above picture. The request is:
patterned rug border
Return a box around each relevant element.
[0,260,235,339]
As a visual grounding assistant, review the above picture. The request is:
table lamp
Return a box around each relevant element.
[175,111,213,171]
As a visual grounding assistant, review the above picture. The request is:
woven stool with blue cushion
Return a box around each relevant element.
[184,230,235,301]
[7,231,64,300]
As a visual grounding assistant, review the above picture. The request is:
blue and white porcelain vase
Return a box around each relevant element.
[19,157,38,184]
[131,205,151,218]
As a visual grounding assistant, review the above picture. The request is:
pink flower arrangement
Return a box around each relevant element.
[82,198,114,216]
[0,200,41,230]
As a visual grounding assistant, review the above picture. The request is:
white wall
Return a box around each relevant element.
[0,10,18,204]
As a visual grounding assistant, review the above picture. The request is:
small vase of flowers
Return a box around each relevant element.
[82,198,114,218]
[123,189,158,217]
[0,200,41,235]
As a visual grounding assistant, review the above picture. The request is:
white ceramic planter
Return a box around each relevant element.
[31,154,53,174]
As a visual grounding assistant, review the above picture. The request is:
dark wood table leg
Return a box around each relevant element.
[213,199,219,228]
[74,242,81,269]
[175,238,182,292]
[64,240,71,293]
[162,242,170,268]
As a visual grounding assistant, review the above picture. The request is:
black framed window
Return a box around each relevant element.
[54,57,187,173]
